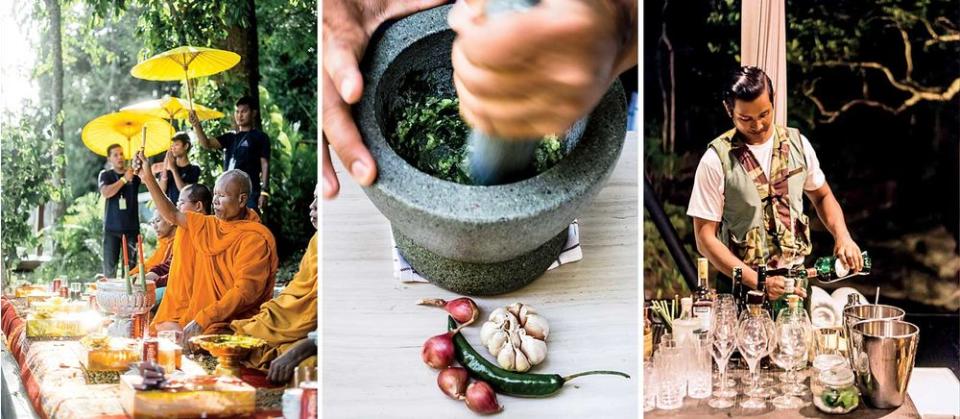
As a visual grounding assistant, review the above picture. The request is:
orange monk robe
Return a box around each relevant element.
[231,233,317,370]
[152,209,278,333]
[151,227,195,329]
[129,236,174,276]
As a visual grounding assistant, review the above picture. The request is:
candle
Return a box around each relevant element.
[122,234,132,294]
[137,235,147,293]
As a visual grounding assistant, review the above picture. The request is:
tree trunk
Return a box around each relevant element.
[46,0,65,225]
[224,0,262,129]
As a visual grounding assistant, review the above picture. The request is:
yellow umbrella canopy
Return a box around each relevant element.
[121,96,224,121]
[81,111,175,159]
[130,46,241,110]
[130,46,240,81]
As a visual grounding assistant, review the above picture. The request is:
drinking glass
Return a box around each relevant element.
[655,340,685,410]
[688,333,713,399]
[709,312,737,408]
[737,312,770,409]
[644,361,657,412]
[770,321,809,408]
[294,365,318,388]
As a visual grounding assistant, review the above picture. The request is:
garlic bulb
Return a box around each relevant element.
[479,302,549,372]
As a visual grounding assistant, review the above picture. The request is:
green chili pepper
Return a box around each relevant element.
[447,316,629,397]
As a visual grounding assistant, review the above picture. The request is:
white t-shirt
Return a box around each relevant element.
[687,131,826,223]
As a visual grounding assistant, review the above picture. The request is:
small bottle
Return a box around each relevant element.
[812,251,872,282]
[692,258,714,331]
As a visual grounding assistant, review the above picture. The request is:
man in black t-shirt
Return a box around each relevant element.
[159,132,201,205]
[189,96,270,211]
[98,143,140,277]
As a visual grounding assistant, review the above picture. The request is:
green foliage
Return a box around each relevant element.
[643,203,694,300]
[35,192,104,280]
[0,109,62,273]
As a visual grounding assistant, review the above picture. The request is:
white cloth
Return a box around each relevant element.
[392,221,583,283]
[687,132,825,223]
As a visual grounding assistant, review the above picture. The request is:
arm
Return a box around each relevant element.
[806,183,864,271]
[192,242,273,330]
[134,151,187,227]
[100,179,126,199]
[258,157,270,209]
[188,111,222,149]
[692,218,798,299]
[267,338,317,383]
[170,164,188,192]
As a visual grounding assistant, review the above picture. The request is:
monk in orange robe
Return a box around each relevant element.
[150,183,212,329]
[135,151,278,349]
[129,215,175,277]
[232,188,318,383]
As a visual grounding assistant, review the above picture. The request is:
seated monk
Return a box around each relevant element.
[129,215,175,278]
[144,184,212,315]
[231,187,319,384]
[135,151,278,350]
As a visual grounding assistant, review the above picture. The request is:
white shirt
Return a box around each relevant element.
[687,131,826,223]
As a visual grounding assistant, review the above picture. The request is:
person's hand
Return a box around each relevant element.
[258,194,267,211]
[155,321,182,332]
[145,272,159,282]
[448,0,638,138]
[765,275,787,301]
[188,110,201,128]
[164,150,174,171]
[834,235,864,273]
[322,0,447,200]
[133,151,148,178]
[180,320,203,354]
[124,168,135,182]
[267,337,317,383]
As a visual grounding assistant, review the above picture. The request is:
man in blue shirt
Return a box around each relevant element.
[189,96,271,211]
[98,144,140,277]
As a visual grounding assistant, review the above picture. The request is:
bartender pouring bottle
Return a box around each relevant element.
[687,66,865,301]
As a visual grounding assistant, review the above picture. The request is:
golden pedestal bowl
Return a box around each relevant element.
[189,334,266,378]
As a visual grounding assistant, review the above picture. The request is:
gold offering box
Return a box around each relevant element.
[120,374,256,418]
[81,335,141,371]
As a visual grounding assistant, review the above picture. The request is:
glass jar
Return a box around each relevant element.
[812,366,859,414]
[810,353,847,395]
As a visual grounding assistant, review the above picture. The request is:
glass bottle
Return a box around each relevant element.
[692,258,714,332]
[812,251,871,282]
[673,297,700,345]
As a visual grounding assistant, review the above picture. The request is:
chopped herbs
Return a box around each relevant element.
[389,95,567,185]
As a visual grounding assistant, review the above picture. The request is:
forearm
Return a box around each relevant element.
[142,170,183,226]
[194,281,261,329]
[171,167,187,191]
[260,159,269,190]
[100,181,125,199]
[192,125,215,149]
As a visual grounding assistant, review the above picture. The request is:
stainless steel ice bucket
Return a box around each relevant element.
[848,319,919,408]
[843,304,905,366]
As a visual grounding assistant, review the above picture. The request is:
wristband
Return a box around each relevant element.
[260,191,270,197]
[120,177,128,184]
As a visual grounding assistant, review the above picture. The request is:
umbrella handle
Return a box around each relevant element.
[184,75,195,113]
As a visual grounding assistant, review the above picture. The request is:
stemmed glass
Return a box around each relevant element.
[770,319,810,409]
[708,310,738,408]
[737,309,770,409]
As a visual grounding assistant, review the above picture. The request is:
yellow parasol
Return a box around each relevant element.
[121,96,224,121]
[130,46,241,111]
[81,111,175,160]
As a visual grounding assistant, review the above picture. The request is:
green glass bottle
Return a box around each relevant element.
[812,251,871,283]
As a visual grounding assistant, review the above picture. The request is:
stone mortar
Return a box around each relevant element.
[356,5,627,295]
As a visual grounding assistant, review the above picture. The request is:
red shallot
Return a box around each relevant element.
[418,297,480,328]
[421,332,456,369]
[464,380,502,414]
[437,367,469,400]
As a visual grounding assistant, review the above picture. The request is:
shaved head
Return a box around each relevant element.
[213,169,251,221]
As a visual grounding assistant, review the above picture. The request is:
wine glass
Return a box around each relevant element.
[756,308,779,396]
[737,311,770,409]
[770,320,809,408]
[709,311,738,408]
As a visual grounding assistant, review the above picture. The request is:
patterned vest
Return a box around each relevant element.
[708,125,813,268]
